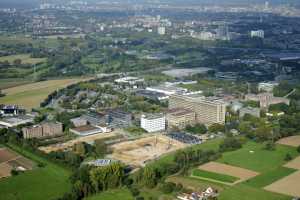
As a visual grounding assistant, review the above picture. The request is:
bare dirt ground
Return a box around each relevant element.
[110,135,187,167]
[276,135,300,147]
[0,148,18,163]
[0,148,34,179]
[0,163,12,178]
[265,156,300,197]
[284,156,300,170]
[198,162,259,185]
[264,171,300,197]
[39,132,118,153]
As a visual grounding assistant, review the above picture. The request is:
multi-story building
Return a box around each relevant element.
[22,122,63,139]
[169,95,226,125]
[157,26,166,35]
[251,30,265,38]
[239,107,261,118]
[108,109,132,128]
[42,122,63,137]
[166,108,196,129]
[245,93,290,109]
[22,125,44,139]
[141,113,166,133]
[258,82,279,92]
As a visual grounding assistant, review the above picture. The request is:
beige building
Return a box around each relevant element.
[22,125,43,139]
[245,93,290,109]
[166,108,196,129]
[22,122,63,139]
[169,95,226,125]
[42,122,63,137]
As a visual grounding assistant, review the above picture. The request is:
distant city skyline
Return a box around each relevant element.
[0,0,299,9]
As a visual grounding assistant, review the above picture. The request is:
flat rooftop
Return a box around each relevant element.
[70,125,100,132]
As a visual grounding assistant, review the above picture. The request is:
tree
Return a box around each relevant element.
[13,59,22,66]
[297,145,300,153]
[285,153,293,161]
[94,139,108,157]
[264,141,276,151]
[186,124,207,135]
[208,123,225,133]
[159,182,176,194]
[219,137,242,152]
[73,142,87,156]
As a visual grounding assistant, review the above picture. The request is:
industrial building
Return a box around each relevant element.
[69,125,102,136]
[0,115,34,128]
[169,94,226,125]
[141,113,166,133]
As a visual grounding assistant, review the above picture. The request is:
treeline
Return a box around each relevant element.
[58,163,125,200]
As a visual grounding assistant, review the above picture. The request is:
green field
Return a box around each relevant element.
[191,169,239,183]
[167,140,297,200]
[218,141,298,173]
[0,78,92,110]
[85,188,133,200]
[0,145,71,200]
[0,54,46,65]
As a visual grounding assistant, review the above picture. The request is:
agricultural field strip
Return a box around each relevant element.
[276,135,300,147]
[191,169,238,185]
[264,156,300,197]
[196,162,259,185]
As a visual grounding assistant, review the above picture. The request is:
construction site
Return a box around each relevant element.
[109,135,187,167]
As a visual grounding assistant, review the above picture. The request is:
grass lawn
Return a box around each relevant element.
[218,184,291,200]
[0,144,71,200]
[0,54,46,65]
[191,169,239,184]
[218,141,298,173]
[85,188,133,200]
[166,140,296,200]
[244,167,296,188]
[0,78,92,110]
[0,78,31,90]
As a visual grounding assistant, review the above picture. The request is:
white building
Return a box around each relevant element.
[141,114,166,133]
[158,26,166,35]
[258,82,279,92]
[251,30,264,38]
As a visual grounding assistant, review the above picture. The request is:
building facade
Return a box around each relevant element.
[141,114,166,133]
[169,95,226,125]
[245,93,290,109]
[22,122,63,139]
[166,108,196,129]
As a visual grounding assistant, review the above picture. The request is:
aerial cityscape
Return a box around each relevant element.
[0,0,300,200]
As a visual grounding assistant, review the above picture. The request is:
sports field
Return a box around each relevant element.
[0,144,71,200]
[0,54,46,65]
[0,78,92,110]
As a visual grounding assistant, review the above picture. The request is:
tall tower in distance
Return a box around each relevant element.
[264,1,270,10]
